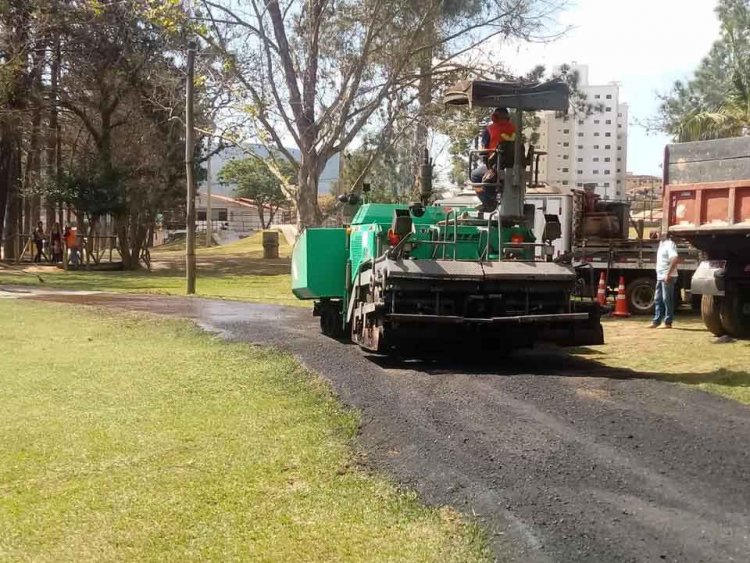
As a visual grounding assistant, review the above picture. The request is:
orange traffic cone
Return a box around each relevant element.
[596,272,607,307]
[612,276,631,317]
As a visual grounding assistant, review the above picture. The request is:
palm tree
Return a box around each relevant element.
[675,25,750,141]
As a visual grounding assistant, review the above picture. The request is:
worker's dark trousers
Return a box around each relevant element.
[470,165,500,211]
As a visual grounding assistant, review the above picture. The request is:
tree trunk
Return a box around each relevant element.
[257,205,267,230]
[267,205,278,228]
[296,157,323,229]
[24,88,44,234]
[0,4,29,259]
[45,29,61,231]
[116,215,134,269]
[86,215,98,262]
[1,134,22,261]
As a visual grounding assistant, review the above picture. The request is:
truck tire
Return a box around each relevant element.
[720,288,750,339]
[701,295,725,337]
[625,277,655,315]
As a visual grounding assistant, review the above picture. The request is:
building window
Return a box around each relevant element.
[605,144,611,149]
[617,169,621,173]
[562,167,569,172]
[594,119,600,124]
[604,170,611,175]
[606,106,612,111]
[618,146,622,150]
[563,129,569,134]
[577,145,583,149]
[605,132,611,137]
[197,210,207,221]
[563,155,569,160]
[578,119,584,125]
[577,158,583,162]
[578,132,584,137]
[595,94,601,99]
[576,182,583,187]
[606,94,612,99]
[617,157,621,162]
[593,144,599,149]
[606,119,612,125]
[562,180,569,185]
[593,157,599,162]
[604,182,610,187]
[563,142,569,147]
[618,124,623,128]
[618,113,623,117]
[604,157,611,162]
[593,170,599,174]
[617,179,622,184]
[594,132,600,137]
[577,170,583,174]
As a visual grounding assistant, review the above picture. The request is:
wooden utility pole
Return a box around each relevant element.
[185,41,197,294]
[206,139,212,247]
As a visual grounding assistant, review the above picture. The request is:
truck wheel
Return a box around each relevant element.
[720,289,750,339]
[625,277,655,315]
[701,295,725,337]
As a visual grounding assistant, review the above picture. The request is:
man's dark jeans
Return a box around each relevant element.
[652,279,675,326]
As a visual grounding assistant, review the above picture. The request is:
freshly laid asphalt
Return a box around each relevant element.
[9,289,750,562]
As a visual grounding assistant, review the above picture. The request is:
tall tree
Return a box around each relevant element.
[217,156,293,229]
[656,0,750,141]
[199,0,564,229]
[42,0,190,268]
[0,0,31,259]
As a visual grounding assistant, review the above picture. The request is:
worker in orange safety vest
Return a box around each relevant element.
[470,107,516,212]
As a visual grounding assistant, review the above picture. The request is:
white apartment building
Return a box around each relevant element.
[535,65,628,199]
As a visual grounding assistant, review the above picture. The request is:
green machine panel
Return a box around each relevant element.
[292,228,347,300]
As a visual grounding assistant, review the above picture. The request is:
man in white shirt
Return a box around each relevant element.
[649,232,680,328]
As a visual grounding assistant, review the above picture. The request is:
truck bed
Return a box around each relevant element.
[573,238,699,271]
[664,137,750,234]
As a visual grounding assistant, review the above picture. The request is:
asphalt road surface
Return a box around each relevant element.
[11,289,750,562]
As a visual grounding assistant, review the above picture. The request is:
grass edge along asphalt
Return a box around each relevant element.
[0,300,489,562]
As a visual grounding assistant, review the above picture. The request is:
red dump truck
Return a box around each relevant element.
[664,137,750,338]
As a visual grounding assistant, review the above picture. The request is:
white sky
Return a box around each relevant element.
[497,0,721,175]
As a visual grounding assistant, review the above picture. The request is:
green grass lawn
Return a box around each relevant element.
[0,300,488,562]
[0,232,305,307]
[572,316,750,404]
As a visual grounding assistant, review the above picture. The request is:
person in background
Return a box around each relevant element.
[469,107,516,211]
[63,225,79,267]
[50,223,62,263]
[649,231,681,329]
[32,221,45,263]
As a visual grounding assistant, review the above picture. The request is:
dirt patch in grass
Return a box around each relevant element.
[569,316,750,404]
